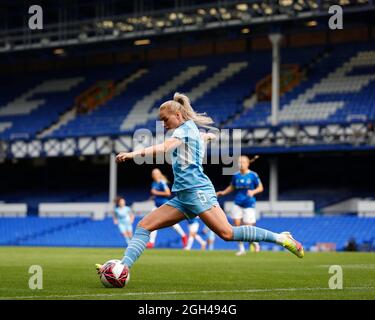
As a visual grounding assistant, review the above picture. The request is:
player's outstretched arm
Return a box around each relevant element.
[116,138,182,163]
[151,188,171,197]
[248,182,264,197]
[112,210,118,225]
[216,184,235,197]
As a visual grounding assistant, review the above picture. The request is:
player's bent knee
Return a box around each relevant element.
[217,228,233,241]
[137,219,149,230]
[137,219,157,232]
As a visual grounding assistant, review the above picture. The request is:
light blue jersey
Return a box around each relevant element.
[114,206,133,234]
[166,120,219,220]
[115,206,132,223]
[170,120,214,192]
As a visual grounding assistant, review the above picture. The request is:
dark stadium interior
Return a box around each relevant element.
[1,152,375,212]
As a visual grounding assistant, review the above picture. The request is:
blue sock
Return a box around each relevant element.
[232,225,278,243]
[121,227,150,268]
[124,236,130,247]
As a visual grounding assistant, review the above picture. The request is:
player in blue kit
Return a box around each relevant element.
[96,92,304,278]
[217,155,263,255]
[113,196,134,247]
[147,168,188,248]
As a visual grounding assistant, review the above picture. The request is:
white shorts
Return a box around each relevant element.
[188,221,199,233]
[231,205,257,224]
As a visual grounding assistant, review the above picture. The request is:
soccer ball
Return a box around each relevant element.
[99,259,130,288]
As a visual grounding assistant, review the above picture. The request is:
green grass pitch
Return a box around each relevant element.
[0,247,374,300]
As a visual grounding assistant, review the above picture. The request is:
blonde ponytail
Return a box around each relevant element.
[160,92,215,128]
[161,173,170,184]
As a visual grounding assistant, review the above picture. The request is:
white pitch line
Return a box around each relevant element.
[1,287,374,300]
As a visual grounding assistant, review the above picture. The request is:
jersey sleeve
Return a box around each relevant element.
[253,172,261,188]
[114,208,119,218]
[171,126,185,141]
[160,181,168,191]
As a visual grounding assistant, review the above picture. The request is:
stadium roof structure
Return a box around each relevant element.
[1,0,374,53]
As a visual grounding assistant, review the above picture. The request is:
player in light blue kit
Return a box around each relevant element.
[113,196,134,247]
[217,155,263,255]
[147,168,188,248]
[96,92,304,278]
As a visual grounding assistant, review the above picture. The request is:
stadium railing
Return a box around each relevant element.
[224,201,315,217]
[0,203,27,217]
[324,198,375,217]
[38,202,112,220]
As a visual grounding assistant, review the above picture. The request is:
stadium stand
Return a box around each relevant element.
[0,66,133,139]
[3,43,375,139]
[229,42,375,128]
[0,76,87,140]
[1,216,374,252]
[0,46,329,139]
[1,43,374,139]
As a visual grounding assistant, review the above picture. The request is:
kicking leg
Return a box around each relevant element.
[199,206,304,258]
[121,232,130,246]
[243,209,260,252]
[233,218,245,256]
[248,223,260,252]
[122,205,186,268]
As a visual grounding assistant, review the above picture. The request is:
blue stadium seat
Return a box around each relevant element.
[1,216,374,251]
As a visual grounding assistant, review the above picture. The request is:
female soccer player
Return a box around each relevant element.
[97,92,303,277]
[216,155,263,256]
[113,196,134,247]
[147,168,188,248]
[184,218,207,250]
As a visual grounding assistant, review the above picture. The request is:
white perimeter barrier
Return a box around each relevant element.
[358,200,375,217]
[0,203,27,217]
[39,203,113,220]
[129,200,315,217]
[224,201,315,217]
[324,198,375,217]
[131,200,155,216]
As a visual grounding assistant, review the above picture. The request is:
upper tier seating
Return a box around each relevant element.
[1,43,374,140]
[228,42,375,128]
